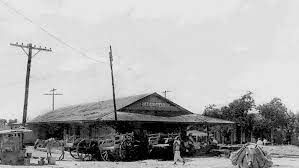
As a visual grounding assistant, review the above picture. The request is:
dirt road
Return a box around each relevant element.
[2,157,299,168]
[1,146,299,168]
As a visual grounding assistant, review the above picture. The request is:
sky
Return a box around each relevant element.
[0,0,299,121]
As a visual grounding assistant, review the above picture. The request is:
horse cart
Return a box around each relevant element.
[66,132,141,161]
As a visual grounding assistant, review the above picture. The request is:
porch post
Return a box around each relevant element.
[206,124,210,145]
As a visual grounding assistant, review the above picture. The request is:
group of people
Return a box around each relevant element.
[256,138,269,146]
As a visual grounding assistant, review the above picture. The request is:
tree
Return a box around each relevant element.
[223,92,255,143]
[204,91,255,143]
[203,93,298,145]
[203,104,223,119]
[284,111,296,144]
[252,113,268,139]
[203,105,235,144]
[0,119,7,127]
[257,98,289,144]
[295,112,299,132]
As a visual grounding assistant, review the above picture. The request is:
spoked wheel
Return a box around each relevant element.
[119,140,134,161]
[69,147,79,159]
[119,142,126,160]
[100,150,109,161]
[76,139,92,161]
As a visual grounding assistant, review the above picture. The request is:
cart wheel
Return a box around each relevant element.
[69,147,79,159]
[100,151,109,161]
[119,142,127,160]
[119,140,133,161]
[76,139,92,161]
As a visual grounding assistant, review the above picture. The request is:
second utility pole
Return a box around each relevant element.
[162,90,172,99]
[43,88,63,111]
[10,42,52,125]
[109,45,117,121]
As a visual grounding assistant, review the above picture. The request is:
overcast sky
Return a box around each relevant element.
[0,0,298,121]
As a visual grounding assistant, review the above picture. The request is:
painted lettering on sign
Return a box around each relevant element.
[141,102,170,107]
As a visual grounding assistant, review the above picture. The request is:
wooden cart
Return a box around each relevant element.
[66,132,139,161]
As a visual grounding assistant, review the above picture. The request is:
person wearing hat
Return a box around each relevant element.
[173,136,185,165]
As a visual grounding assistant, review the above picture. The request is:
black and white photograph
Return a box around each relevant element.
[0,0,299,167]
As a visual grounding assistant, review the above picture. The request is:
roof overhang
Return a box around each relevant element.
[29,113,234,125]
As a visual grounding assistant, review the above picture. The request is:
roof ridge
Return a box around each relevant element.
[29,92,153,123]
[49,92,152,112]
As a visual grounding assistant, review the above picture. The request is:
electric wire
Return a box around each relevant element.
[0,0,142,87]
[0,0,107,63]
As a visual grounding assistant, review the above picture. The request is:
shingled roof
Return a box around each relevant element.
[29,93,151,123]
[29,92,233,124]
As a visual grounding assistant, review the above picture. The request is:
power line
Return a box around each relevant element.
[0,1,145,81]
[0,1,151,86]
[0,0,106,63]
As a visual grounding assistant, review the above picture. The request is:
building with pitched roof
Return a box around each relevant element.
[28,92,234,141]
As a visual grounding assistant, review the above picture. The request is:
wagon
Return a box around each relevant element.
[66,132,140,161]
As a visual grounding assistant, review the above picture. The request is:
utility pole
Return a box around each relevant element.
[43,88,63,111]
[109,45,117,121]
[162,90,172,99]
[10,42,52,126]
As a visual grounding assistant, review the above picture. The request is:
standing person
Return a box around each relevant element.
[173,136,185,165]
[257,138,263,146]
[263,138,268,146]
[140,130,149,159]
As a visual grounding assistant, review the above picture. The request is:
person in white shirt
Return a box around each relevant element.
[256,138,263,146]
[173,136,185,165]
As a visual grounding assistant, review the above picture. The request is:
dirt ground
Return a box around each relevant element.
[1,145,299,168]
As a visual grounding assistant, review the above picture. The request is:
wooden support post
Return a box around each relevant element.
[206,124,210,145]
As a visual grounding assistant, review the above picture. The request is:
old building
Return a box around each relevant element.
[28,92,234,142]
